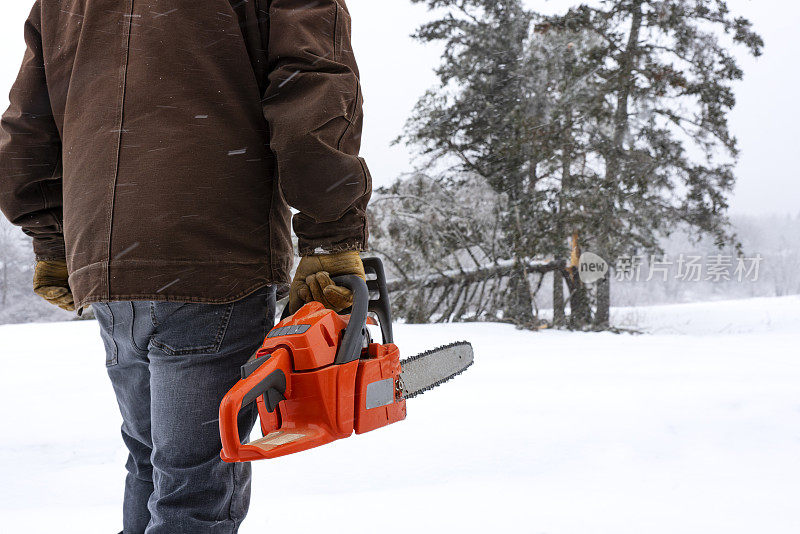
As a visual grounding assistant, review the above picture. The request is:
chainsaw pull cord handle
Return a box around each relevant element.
[331,274,369,365]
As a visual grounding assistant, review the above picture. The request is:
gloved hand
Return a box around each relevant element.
[33,260,76,312]
[288,251,366,314]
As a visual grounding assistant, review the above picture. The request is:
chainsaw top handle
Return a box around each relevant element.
[331,274,369,365]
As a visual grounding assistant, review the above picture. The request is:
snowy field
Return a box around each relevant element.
[1,296,799,533]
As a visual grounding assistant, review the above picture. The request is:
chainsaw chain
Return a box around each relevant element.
[400,341,474,399]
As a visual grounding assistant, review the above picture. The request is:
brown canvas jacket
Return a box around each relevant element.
[0,0,372,309]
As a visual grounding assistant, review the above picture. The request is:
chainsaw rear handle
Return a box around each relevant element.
[220,348,292,462]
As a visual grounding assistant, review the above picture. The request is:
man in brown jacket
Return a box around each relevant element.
[0,1,372,532]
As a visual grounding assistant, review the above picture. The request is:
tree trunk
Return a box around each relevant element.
[566,233,592,328]
[594,271,610,328]
[554,46,574,330]
[503,268,534,325]
[611,2,643,151]
[593,2,642,331]
[553,270,565,326]
[600,1,643,224]
[568,275,592,329]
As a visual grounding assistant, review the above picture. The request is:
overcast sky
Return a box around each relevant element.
[0,0,796,216]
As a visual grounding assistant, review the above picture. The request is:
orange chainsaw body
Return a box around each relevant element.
[219,299,406,462]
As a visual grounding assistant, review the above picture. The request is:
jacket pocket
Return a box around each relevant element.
[148,301,235,356]
[92,303,119,366]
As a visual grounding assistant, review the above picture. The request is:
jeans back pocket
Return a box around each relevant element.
[148,301,235,355]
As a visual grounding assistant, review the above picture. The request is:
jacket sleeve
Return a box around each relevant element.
[0,2,64,261]
[261,0,371,256]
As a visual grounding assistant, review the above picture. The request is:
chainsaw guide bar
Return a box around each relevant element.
[400,341,474,399]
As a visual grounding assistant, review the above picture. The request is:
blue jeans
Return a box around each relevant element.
[93,286,276,534]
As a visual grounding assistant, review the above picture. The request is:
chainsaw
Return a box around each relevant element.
[218,257,474,462]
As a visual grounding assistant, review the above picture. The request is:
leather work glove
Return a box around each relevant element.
[33,260,76,312]
[288,251,366,314]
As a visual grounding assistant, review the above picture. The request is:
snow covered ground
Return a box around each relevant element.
[1,296,799,533]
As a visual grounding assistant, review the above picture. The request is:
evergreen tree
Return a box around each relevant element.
[400,0,566,325]
[542,0,763,325]
[393,0,762,329]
